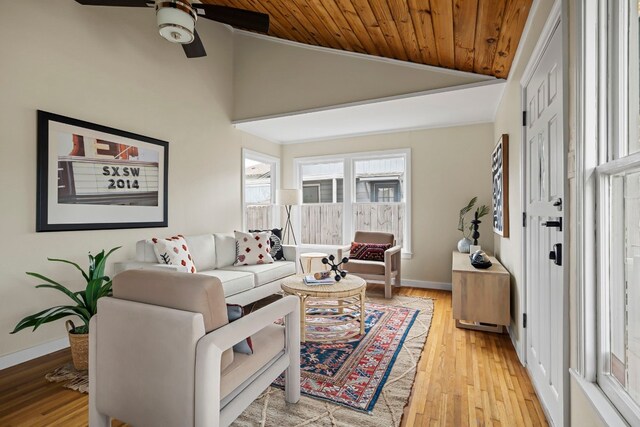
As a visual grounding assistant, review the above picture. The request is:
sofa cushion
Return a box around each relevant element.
[214,234,237,268]
[112,270,233,370]
[234,230,274,266]
[345,259,386,276]
[219,261,296,287]
[184,234,216,272]
[349,242,391,262]
[149,235,196,273]
[198,270,255,297]
[220,324,285,400]
[249,228,285,260]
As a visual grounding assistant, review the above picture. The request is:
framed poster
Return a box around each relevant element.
[492,134,509,237]
[36,110,168,232]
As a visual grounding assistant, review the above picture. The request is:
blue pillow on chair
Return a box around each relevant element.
[226,304,253,354]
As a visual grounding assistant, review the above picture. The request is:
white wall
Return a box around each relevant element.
[0,0,280,359]
[233,33,493,120]
[281,124,495,285]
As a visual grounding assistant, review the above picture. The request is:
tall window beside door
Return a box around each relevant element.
[242,149,280,230]
[295,150,411,256]
[590,0,640,423]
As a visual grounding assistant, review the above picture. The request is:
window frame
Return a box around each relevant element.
[576,0,640,424]
[241,148,280,230]
[293,148,412,258]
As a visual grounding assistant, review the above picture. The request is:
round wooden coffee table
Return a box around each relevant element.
[281,274,366,343]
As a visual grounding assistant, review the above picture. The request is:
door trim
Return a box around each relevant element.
[519,1,569,426]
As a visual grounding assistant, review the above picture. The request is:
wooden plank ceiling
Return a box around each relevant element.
[203,0,533,78]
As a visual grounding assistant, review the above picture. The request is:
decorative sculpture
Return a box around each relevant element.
[471,211,481,245]
[321,254,350,281]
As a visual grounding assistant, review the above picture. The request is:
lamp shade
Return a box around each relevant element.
[277,189,302,206]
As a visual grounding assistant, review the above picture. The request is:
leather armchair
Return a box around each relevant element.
[337,231,402,299]
[89,270,300,427]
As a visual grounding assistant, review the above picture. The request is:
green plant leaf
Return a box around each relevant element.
[458,197,477,232]
[33,283,83,306]
[33,307,75,331]
[47,258,89,283]
[89,246,120,281]
[476,205,490,219]
[11,306,80,333]
[13,247,120,335]
[11,307,60,333]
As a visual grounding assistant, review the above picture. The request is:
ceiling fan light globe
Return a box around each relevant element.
[156,2,196,44]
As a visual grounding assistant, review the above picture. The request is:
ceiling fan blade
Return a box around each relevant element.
[182,30,207,58]
[192,4,269,34]
[75,0,153,6]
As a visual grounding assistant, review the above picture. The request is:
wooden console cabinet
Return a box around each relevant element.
[451,251,510,333]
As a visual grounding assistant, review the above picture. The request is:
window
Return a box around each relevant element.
[299,161,344,244]
[242,149,279,230]
[294,150,411,256]
[586,1,640,424]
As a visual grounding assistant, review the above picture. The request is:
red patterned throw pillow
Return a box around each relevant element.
[149,235,197,273]
[234,231,274,266]
[349,241,392,262]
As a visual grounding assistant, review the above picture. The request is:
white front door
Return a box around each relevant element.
[524,20,567,426]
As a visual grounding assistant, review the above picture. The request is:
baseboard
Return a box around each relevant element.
[508,323,526,366]
[400,279,452,291]
[0,337,69,371]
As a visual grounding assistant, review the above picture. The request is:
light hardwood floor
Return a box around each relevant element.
[0,286,548,426]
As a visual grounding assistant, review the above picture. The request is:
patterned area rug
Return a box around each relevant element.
[274,299,419,413]
[45,363,88,393]
[233,294,433,427]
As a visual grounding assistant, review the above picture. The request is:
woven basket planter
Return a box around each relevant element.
[66,320,88,371]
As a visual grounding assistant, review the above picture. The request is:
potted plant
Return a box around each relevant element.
[11,247,120,370]
[457,197,489,253]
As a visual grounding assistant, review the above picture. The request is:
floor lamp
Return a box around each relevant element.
[277,189,302,245]
[277,189,303,272]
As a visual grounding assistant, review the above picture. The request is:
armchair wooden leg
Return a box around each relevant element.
[384,281,392,299]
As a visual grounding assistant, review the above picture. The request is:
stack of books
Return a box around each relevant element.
[303,274,334,286]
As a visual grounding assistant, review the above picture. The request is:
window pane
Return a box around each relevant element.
[245,158,271,204]
[300,162,343,245]
[629,0,640,153]
[301,163,343,204]
[353,157,405,247]
[354,157,405,202]
[244,158,273,229]
[608,168,640,405]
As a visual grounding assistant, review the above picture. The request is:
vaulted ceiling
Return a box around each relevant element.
[205,0,533,79]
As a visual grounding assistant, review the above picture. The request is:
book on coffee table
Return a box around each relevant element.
[303,275,334,285]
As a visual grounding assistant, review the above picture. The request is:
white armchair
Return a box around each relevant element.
[89,270,300,427]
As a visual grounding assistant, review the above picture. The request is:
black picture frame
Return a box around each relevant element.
[492,134,509,237]
[36,110,169,232]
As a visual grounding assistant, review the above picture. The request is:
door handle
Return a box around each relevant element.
[553,198,563,211]
[541,217,563,231]
[549,243,562,266]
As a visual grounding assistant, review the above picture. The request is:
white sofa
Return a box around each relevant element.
[114,233,298,306]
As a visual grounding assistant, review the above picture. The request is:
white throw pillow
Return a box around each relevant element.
[149,235,197,273]
[234,231,274,266]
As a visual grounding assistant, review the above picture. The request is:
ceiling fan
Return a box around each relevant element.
[75,0,270,58]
